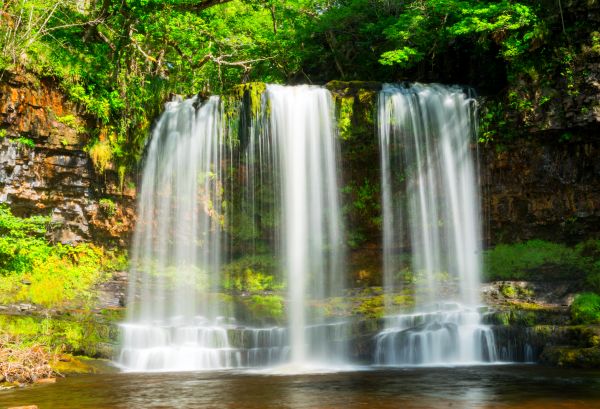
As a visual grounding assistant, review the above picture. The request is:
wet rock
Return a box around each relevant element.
[17,303,34,312]
[96,271,128,309]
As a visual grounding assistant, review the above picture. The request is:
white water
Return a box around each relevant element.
[266,85,346,366]
[376,83,497,365]
[119,86,346,372]
[118,96,236,371]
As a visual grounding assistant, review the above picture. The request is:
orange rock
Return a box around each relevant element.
[33,378,56,384]
[8,406,39,409]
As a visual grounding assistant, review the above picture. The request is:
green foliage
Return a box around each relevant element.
[0,313,118,357]
[380,1,541,67]
[0,0,593,157]
[483,240,600,282]
[55,113,85,133]
[88,140,113,173]
[15,137,35,148]
[342,179,379,215]
[99,198,117,217]
[242,295,284,323]
[0,205,125,308]
[571,293,600,325]
[337,97,354,140]
[222,255,282,293]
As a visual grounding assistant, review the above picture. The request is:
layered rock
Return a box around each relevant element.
[481,136,600,245]
[0,70,135,246]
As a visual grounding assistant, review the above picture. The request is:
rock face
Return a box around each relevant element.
[0,70,135,246]
[481,136,600,245]
[1,71,599,251]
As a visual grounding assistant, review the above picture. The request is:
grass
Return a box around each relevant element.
[0,313,119,358]
[0,205,127,308]
[483,239,600,283]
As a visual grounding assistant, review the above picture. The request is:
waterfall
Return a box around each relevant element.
[118,82,501,371]
[118,85,346,372]
[375,83,497,365]
[266,85,346,365]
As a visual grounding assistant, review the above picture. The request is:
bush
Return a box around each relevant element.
[571,293,600,324]
[242,295,284,324]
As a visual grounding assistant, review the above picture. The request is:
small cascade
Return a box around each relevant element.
[490,325,541,363]
[376,83,497,365]
[119,320,289,371]
[374,303,497,365]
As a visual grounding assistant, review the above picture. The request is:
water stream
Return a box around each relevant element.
[375,83,496,365]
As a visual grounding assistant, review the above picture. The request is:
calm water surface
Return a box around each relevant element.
[1,365,599,409]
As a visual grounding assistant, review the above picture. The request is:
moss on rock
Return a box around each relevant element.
[540,346,600,368]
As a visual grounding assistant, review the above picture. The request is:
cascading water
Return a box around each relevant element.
[265,85,347,366]
[375,83,497,365]
[118,96,237,371]
[118,85,346,372]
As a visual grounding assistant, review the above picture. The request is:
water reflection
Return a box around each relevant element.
[1,366,599,409]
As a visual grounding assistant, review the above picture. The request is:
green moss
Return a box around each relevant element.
[392,294,415,308]
[500,283,534,299]
[222,255,282,293]
[337,96,354,140]
[320,296,349,318]
[540,346,600,368]
[501,284,517,298]
[231,82,267,117]
[507,301,548,312]
[51,355,99,374]
[353,294,385,319]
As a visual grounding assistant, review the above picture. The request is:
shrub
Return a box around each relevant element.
[99,198,117,217]
[243,295,284,323]
[571,293,600,324]
[88,140,112,173]
[222,255,282,293]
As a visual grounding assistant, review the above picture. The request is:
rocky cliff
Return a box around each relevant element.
[0,70,135,247]
[481,135,600,245]
[1,72,599,251]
